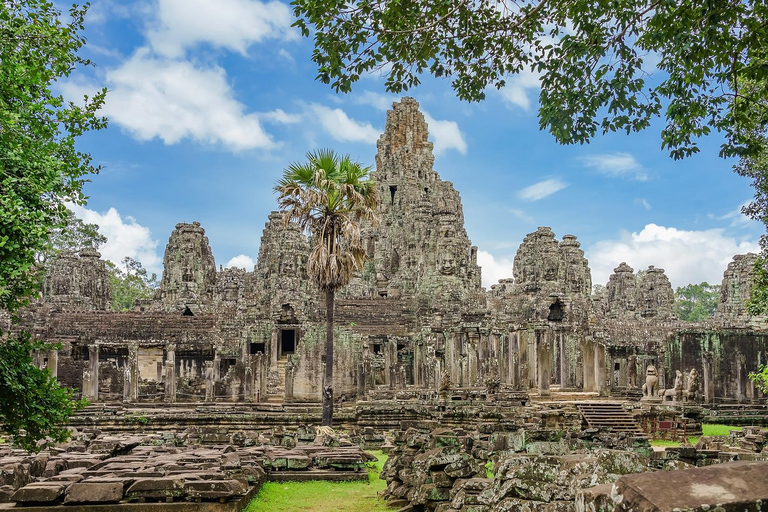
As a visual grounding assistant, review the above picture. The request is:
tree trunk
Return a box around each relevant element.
[321,288,335,426]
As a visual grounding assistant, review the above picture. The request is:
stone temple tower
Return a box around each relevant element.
[154,222,217,313]
[352,97,482,306]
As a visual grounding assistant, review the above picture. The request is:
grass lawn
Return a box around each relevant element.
[245,450,391,512]
[649,424,743,447]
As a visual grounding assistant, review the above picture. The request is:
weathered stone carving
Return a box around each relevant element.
[683,367,700,401]
[642,365,659,398]
[626,354,637,389]
[659,369,684,401]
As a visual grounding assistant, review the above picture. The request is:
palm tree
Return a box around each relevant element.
[275,149,380,426]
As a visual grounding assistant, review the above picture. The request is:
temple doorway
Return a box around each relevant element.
[279,329,296,358]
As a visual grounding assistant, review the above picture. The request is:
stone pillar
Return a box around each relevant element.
[164,361,176,403]
[271,328,279,366]
[285,357,294,402]
[559,332,566,388]
[205,361,215,402]
[595,345,607,396]
[702,352,714,403]
[47,348,59,380]
[89,344,100,401]
[82,369,93,401]
[213,349,221,380]
[389,367,396,389]
[583,340,595,391]
[125,344,139,402]
[356,362,365,398]
[736,352,747,403]
[537,331,551,396]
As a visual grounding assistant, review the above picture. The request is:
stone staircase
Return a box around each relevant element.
[576,402,646,437]
[266,357,288,403]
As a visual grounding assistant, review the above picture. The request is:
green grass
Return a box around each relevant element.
[649,424,743,447]
[244,450,391,512]
[702,424,742,436]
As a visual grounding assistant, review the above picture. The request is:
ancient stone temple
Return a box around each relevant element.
[17,98,768,406]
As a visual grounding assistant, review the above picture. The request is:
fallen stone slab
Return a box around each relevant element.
[578,460,768,512]
[63,481,124,504]
[125,477,185,500]
[10,481,69,504]
[184,479,247,500]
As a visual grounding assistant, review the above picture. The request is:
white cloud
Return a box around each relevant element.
[67,204,161,275]
[477,250,515,288]
[308,104,381,144]
[717,200,758,228]
[586,223,760,288]
[225,255,256,270]
[147,0,296,58]
[580,152,648,181]
[518,178,568,201]
[509,208,534,223]
[355,91,397,111]
[261,109,302,124]
[635,198,652,210]
[62,49,276,151]
[422,112,467,155]
[498,68,540,111]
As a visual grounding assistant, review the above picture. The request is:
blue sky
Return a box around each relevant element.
[61,0,763,290]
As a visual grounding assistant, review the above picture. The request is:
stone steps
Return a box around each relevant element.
[577,402,646,436]
[266,358,288,403]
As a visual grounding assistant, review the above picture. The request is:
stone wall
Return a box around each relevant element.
[20,97,768,405]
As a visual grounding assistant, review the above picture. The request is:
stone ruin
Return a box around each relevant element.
[3,97,768,511]
[13,97,768,407]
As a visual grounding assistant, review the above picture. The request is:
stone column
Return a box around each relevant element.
[537,331,551,396]
[702,352,714,403]
[213,349,221,380]
[205,361,215,402]
[595,345,607,396]
[736,351,747,403]
[356,362,365,398]
[47,348,59,380]
[285,358,294,402]
[89,344,100,401]
[559,331,567,388]
[164,361,176,403]
[583,340,595,391]
[125,344,139,402]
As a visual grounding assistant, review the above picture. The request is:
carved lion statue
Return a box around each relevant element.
[659,369,684,401]
[683,368,700,401]
[642,364,659,397]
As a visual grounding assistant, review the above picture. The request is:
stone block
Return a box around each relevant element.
[126,477,185,500]
[184,479,247,499]
[611,460,768,511]
[11,482,69,503]
[64,481,124,503]
[574,483,613,512]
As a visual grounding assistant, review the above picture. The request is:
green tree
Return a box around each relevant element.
[0,1,106,311]
[275,149,379,426]
[0,332,87,452]
[674,282,721,322]
[749,364,768,397]
[0,1,105,451]
[38,208,107,264]
[292,1,768,160]
[746,255,768,316]
[107,257,158,311]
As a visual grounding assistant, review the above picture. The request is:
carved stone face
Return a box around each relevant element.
[646,364,657,376]
[439,252,456,275]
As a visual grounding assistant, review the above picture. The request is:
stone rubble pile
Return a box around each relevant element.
[0,429,373,507]
[380,423,768,512]
[380,424,652,512]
